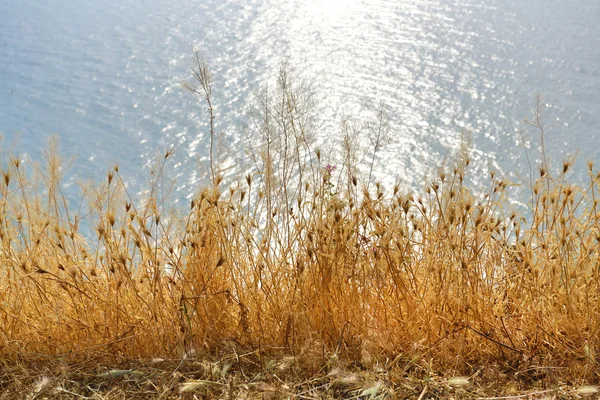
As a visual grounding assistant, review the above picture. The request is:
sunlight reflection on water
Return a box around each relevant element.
[0,0,598,204]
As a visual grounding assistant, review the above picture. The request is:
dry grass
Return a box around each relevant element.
[2,352,597,399]
[1,56,599,398]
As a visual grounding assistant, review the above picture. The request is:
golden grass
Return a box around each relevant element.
[0,57,599,397]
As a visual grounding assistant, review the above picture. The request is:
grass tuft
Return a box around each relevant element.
[1,56,599,398]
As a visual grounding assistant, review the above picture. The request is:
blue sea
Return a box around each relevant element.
[1,0,599,202]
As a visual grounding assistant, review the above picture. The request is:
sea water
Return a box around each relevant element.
[1,0,598,203]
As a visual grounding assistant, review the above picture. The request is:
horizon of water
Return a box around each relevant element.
[1,0,599,205]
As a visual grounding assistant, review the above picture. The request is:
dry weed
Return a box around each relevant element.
[0,55,599,397]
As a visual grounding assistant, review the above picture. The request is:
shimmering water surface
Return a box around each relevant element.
[1,0,599,200]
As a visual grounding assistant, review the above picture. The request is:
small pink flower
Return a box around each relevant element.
[324,164,336,173]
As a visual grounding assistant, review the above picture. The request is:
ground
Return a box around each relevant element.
[2,355,598,399]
